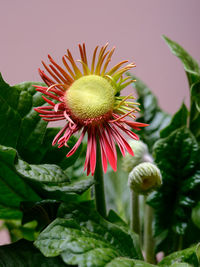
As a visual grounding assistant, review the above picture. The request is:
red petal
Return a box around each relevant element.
[52,124,69,146]
[90,130,97,176]
[100,128,117,172]
[67,129,86,157]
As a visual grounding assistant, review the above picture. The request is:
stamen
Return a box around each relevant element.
[48,54,74,83]
[107,60,129,76]
[42,61,61,84]
[115,93,133,109]
[101,47,115,76]
[109,109,137,123]
[62,56,75,79]
[91,46,99,74]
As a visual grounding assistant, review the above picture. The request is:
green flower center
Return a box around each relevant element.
[65,75,115,120]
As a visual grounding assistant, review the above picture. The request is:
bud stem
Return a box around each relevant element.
[94,138,107,218]
[130,190,140,235]
[144,197,156,264]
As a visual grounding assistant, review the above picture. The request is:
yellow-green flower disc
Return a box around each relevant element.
[65,75,115,120]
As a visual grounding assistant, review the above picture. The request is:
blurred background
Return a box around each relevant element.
[0,0,200,244]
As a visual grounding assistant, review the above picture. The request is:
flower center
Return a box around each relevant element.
[65,75,115,120]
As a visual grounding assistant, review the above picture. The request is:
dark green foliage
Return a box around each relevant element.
[160,103,188,138]
[0,145,40,219]
[0,144,93,219]
[148,127,200,253]
[127,74,171,152]
[0,239,68,267]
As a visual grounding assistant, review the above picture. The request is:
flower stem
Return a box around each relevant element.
[144,197,155,264]
[94,139,107,218]
[130,190,140,235]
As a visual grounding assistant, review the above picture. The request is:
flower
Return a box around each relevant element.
[128,162,162,195]
[122,140,152,173]
[34,43,148,176]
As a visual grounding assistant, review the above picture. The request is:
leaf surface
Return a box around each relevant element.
[148,127,200,253]
[0,145,40,219]
[158,245,199,267]
[35,202,143,267]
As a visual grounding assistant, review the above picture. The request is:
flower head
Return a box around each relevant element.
[128,162,162,195]
[34,43,148,176]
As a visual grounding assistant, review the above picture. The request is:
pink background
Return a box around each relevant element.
[0,0,200,244]
[1,0,200,114]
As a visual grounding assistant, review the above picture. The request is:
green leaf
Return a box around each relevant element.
[0,74,81,168]
[0,239,67,267]
[16,157,94,201]
[105,258,156,266]
[26,127,83,169]
[170,263,192,267]
[34,202,143,267]
[192,202,200,229]
[163,36,200,144]
[127,74,171,152]
[0,145,40,219]
[160,103,188,138]
[162,35,200,86]
[190,81,200,143]
[0,74,47,159]
[158,245,199,267]
[148,127,200,253]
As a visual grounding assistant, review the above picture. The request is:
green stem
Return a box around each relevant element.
[177,235,183,251]
[144,197,155,264]
[130,190,140,235]
[94,139,106,218]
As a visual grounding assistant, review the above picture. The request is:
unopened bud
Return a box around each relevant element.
[128,162,162,195]
[122,140,152,173]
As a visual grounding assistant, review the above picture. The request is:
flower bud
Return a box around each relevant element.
[128,162,162,195]
[122,140,152,173]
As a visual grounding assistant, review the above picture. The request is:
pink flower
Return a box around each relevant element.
[34,43,148,176]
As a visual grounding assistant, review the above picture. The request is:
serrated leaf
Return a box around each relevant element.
[34,202,143,267]
[158,245,199,267]
[162,35,200,86]
[0,239,67,267]
[148,127,200,254]
[127,74,171,152]
[160,103,188,138]
[0,145,40,219]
